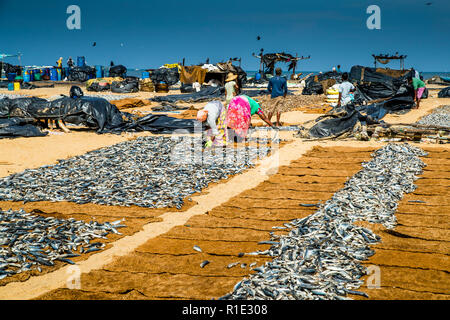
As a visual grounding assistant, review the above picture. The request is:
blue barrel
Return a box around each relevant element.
[142,71,150,79]
[50,68,58,81]
[7,73,16,81]
[95,65,103,78]
[77,56,85,67]
[23,69,30,83]
[255,72,261,81]
[8,83,14,91]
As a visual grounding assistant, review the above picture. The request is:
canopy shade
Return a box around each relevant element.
[0,54,21,59]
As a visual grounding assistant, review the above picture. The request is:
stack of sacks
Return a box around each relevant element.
[140,78,155,92]
[86,77,124,92]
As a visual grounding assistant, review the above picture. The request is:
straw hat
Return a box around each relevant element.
[226,73,238,82]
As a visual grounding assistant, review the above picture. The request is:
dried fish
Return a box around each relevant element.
[200,260,210,268]
[223,143,427,300]
[0,209,125,280]
[0,136,270,209]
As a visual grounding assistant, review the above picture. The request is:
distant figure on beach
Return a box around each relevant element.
[267,67,288,126]
[56,57,63,68]
[337,65,342,73]
[337,72,355,107]
[197,100,228,148]
[225,73,239,106]
[409,76,426,109]
[110,61,115,67]
[67,57,74,68]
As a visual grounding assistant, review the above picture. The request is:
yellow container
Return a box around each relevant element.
[326,89,339,95]
[14,82,20,91]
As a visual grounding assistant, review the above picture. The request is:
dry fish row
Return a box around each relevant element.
[221,143,426,300]
[416,105,450,128]
[85,94,134,101]
[0,136,270,208]
[0,209,125,280]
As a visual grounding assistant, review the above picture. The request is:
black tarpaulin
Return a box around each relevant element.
[86,82,111,92]
[302,82,325,95]
[150,68,180,86]
[0,95,124,133]
[108,65,127,78]
[308,110,360,138]
[302,71,342,95]
[0,117,47,139]
[151,86,224,103]
[111,78,139,93]
[122,114,202,134]
[67,66,96,82]
[0,97,49,118]
[438,87,450,98]
[0,62,22,75]
[20,83,55,90]
[47,97,124,132]
[349,66,415,101]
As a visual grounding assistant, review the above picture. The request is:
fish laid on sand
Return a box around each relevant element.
[0,209,125,280]
[0,136,270,209]
[220,143,427,300]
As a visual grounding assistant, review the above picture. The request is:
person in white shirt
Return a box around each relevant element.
[196,100,228,147]
[337,72,355,107]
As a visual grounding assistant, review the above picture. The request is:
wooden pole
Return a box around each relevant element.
[57,120,71,133]
[293,53,297,77]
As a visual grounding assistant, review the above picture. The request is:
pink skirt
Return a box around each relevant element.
[417,87,425,99]
[226,96,251,138]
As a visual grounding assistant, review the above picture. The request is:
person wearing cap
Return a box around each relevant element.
[225,73,239,106]
[267,67,288,126]
[197,100,228,147]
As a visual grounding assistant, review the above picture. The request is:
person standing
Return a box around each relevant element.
[67,57,74,68]
[267,67,287,126]
[225,73,239,106]
[409,76,426,109]
[56,57,63,81]
[336,65,342,73]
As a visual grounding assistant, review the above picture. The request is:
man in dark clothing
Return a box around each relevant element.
[266,68,287,126]
[67,57,74,68]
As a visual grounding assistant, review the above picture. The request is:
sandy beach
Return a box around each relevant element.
[0,79,449,301]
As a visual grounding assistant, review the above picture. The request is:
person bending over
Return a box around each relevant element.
[409,76,426,109]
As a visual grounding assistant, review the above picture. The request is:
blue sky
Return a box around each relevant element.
[0,0,448,72]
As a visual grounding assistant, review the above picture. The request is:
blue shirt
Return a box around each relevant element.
[268,76,287,99]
